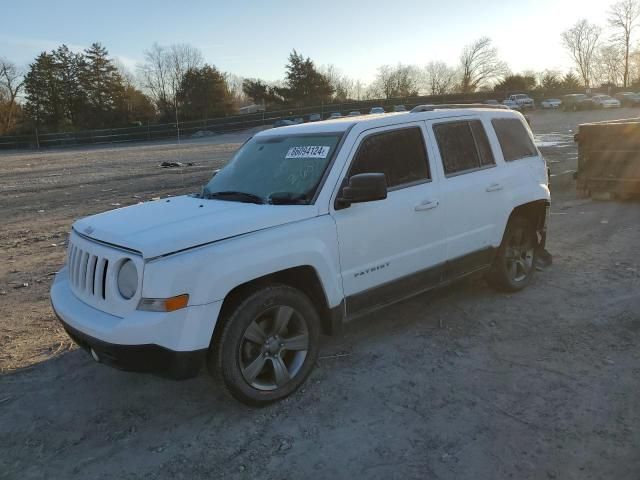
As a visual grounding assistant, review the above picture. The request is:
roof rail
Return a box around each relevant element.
[410,103,509,113]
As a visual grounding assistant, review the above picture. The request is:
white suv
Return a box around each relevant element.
[51,105,550,405]
[503,94,535,110]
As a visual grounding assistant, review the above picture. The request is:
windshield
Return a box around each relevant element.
[203,133,342,204]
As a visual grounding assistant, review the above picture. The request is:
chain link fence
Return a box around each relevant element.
[0,89,604,151]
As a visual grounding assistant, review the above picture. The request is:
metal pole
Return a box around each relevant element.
[35,127,40,149]
[175,96,180,145]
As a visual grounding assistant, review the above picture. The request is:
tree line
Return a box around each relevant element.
[1,0,639,136]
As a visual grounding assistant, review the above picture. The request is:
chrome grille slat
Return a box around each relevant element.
[69,246,77,286]
[86,255,97,294]
[74,247,82,288]
[94,258,107,301]
[80,252,89,292]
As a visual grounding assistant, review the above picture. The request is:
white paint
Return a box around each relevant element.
[51,107,550,353]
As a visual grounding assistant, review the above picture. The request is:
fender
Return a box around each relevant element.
[142,214,344,309]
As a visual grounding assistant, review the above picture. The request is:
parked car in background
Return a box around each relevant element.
[562,94,594,111]
[273,119,295,128]
[502,99,522,111]
[591,95,621,109]
[292,117,304,124]
[306,113,322,122]
[393,105,407,112]
[541,99,562,109]
[369,106,385,114]
[614,92,640,106]
[347,111,361,117]
[505,94,534,110]
[328,112,343,120]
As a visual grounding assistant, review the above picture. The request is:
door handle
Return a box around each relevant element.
[486,183,504,192]
[414,200,439,211]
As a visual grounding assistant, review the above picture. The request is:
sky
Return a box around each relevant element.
[1,0,618,84]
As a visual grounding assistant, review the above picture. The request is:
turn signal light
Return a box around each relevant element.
[138,294,189,312]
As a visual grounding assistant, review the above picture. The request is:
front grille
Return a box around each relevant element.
[65,231,142,317]
[68,243,110,300]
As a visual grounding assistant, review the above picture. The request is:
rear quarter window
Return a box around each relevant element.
[491,118,538,161]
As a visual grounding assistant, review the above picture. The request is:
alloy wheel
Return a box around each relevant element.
[238,305,309,391]
[505,227,534,282]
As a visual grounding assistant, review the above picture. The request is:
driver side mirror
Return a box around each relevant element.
[337,173,387,208]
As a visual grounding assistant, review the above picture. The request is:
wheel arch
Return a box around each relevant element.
[507,199,550,245]
[210,265,343,351]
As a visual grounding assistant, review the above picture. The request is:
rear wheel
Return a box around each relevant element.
[487,217,538,292]
[210,284,320,406]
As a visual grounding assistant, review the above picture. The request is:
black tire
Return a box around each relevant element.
[209,284,320,406]
[486,217,538,292]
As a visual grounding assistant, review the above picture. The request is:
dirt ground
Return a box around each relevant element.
[1,109,639,479]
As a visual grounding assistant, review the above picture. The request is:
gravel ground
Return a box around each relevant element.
[1,109,639,479]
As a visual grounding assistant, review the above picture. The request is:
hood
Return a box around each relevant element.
[73,195,319,259]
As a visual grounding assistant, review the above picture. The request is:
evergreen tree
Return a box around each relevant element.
[82,42,125,127]
[52,45,86,126]
[561,72,583,89]
[242,78,278,106]
[276,50,333,106]
[24,52,64,130]
[493,74,537,92]
[177,64,232,121]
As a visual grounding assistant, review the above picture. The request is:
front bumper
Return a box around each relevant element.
[56,314,206,379]
[51,267,222,379]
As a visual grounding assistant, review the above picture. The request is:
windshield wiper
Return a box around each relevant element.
[204,190,265,204]
[268,192,309,205]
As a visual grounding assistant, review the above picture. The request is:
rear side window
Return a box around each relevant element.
[350,127,430,188]
[491,118,538,161]
[434,120,495,175]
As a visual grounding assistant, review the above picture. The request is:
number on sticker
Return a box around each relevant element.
[285,146,330,159]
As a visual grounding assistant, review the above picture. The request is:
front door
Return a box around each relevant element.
[330,123,447,315]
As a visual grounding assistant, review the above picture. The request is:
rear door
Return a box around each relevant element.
[489,115,548,202]
[426,117,510,278]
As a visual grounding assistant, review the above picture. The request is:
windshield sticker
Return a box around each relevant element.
[285,146,330,159]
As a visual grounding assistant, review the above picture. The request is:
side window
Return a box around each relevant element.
[491,118,538,161]
[349,127,430,188]
[434,120,495,175]
[470,120,495,167]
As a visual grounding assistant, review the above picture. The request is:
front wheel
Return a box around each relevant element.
[486,217,538,292]
[210,284,320,406]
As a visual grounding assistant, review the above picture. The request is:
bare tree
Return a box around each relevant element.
[167,44,203,96]
[424,61,457,95]
[0,58,24,133]
[459,37,508,93]
[608,0,640,87]
[594,44,625,86]
[562,20,601,88]
[370,64,420,99]
[225,72,248,107]
[138,43,203,119]
[320,64,355,101]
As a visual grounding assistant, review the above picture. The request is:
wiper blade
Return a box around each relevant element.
[204,191,265,204]
[268,192,309,205]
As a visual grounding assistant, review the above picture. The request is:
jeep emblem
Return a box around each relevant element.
[84,226,94,235]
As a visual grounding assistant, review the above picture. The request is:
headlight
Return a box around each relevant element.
[117,259,138,300]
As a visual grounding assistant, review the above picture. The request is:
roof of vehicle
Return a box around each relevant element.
[254,107,526,136]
